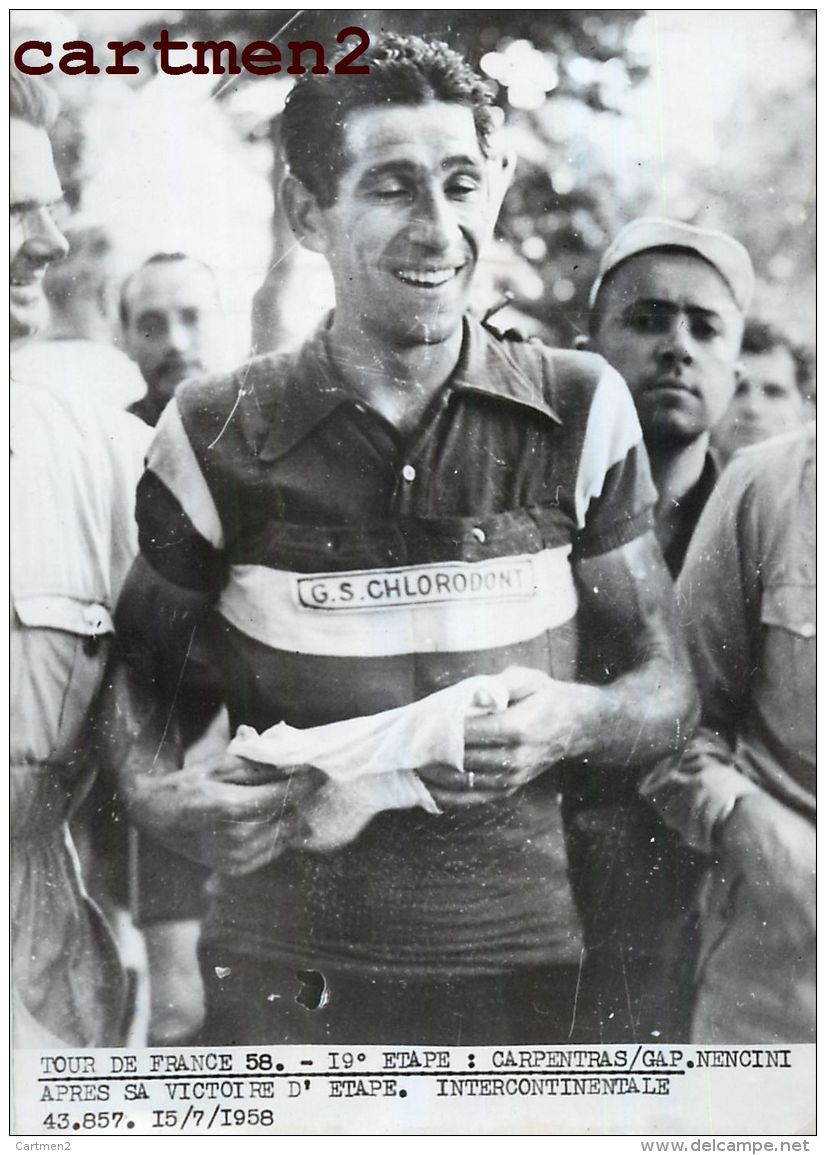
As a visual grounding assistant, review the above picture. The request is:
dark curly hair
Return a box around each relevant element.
[281,33,495,206]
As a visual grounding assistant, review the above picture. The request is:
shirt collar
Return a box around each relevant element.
[259,317,356,462]
[260,314,561,462]
[663,450,720,577]
[449,316,562,424]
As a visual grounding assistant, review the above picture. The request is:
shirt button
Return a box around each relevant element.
[471,526,487,543]
[401,464,416,482]
[800,622,815,637]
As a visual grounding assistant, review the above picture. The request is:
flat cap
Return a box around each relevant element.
[590,217,754,313]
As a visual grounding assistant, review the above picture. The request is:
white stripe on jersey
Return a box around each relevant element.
[574,364,646,530]
[147,399,225,549]
[217,547,577,657]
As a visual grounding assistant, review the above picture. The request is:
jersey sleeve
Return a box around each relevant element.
[572,363,657,558]
[117,397,227,718]
[135,398,227,595]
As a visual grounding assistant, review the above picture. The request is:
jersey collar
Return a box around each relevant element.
[260,314,561,462]
[449,317,562,425]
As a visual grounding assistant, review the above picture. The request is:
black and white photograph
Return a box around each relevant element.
[9,7,815,1139]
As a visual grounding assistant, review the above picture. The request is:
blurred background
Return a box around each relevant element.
[11,9,816,363]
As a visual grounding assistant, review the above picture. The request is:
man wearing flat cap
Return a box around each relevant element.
[588,218,753,573]
[566,219,753,1041]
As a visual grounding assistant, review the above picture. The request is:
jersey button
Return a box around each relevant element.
[401,463,416,482]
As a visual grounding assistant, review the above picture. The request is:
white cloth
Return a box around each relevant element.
[229,675,510,850]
